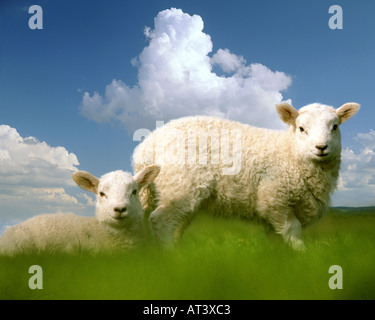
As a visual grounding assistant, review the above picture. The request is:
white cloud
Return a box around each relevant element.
[332,130,375,207]
[77,192,96,207]
[0,125,79,187]
[0,125,93,222]
[80,8,292,132]
[0,187,78,205]
[356,129,375,149]
[211,48,246,73]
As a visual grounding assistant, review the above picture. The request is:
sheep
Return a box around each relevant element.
[132,102,360,250]
[0,165,160,255]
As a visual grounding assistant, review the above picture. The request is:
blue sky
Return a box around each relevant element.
[1,0,375,232]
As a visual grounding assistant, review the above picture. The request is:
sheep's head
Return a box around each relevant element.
[73,165,160,228]
[276,102,360,162]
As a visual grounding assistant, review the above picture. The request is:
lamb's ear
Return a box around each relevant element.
[336,103,360,124]
[134,165,160,189]
[73,171,100,194]
[276,103,299,126]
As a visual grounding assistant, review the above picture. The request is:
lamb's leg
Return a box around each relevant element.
[265,211,305,251]
[278,213,305,251]
[149,205,186,247]
[148,177,213,246]
[173,214,194,242]
[257,181,305,251]
[149,205,170,245]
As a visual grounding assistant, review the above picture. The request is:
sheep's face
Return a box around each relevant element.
[276,102,360,163]
[73,165,160,229]
[295,105,341,162]
[96,171,142,228]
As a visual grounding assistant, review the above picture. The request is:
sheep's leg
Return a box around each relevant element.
[173,209,201,242]
[266,211,305,251]
[257,181,305,251]
[279,213,305,251]
[149,203,196,247]
[149,205,180,246]
[148,179,213,246]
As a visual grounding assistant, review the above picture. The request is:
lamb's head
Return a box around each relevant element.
[276,102,360,162]
[73,165,160,228]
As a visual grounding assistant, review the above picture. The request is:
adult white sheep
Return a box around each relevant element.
[0,165,160,255]
[133,102,360,250]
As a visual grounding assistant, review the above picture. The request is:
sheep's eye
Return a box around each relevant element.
[99,192,106,197]
[332,124,338,131]
[299,127,305,133]
[132,189,137,195]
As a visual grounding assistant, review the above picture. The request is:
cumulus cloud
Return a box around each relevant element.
[80,8,292,132]
[211,48,246,73]
[356,129,375,149]
[1,187,78,205]
[77,192,96,207]
[0,125,79,187]
[332,130,375,207]
[0,125,91,222]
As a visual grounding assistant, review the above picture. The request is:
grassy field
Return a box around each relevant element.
[1,208,375,300]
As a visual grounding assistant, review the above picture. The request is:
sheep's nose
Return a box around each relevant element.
[112,206,127,220]
[114,206,127,213]
[316,144,328,151]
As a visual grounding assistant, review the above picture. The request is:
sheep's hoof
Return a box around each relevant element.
[290,239,306,252]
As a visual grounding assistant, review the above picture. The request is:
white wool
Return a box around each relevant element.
[0,166,160,255]
[133,102,359,250]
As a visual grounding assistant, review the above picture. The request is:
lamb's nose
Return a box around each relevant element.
[316,144,328,151]
[114,206,127,214]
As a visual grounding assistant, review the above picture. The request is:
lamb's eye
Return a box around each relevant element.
[332,124,338,131]
[299,127,305,133]
[132,189,137,195]
[99,192,106,197]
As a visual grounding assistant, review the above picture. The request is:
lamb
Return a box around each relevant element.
[132,102,360,250]
[0,165,160,255]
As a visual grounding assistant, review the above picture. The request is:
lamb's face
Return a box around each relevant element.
[294,104,341,162]
[96,171,142,228]
[73,165,160,229]
[276,102,360,163]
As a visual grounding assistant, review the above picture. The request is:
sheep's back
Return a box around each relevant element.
[0,213,120,255]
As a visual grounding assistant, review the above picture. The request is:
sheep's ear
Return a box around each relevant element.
[336,103,360,124]
[73,171,100,194]
[134,165,160,189]
[276,103,299,126]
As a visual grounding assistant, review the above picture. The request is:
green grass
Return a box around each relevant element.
[1,209,375,300]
